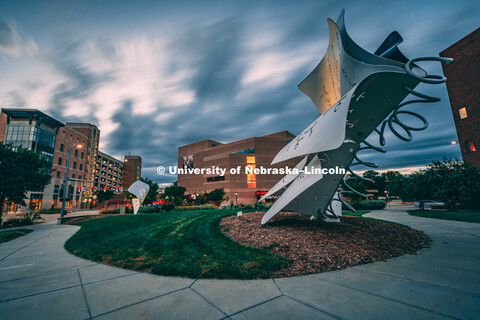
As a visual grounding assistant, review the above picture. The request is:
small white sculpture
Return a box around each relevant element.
[128,180,150,214]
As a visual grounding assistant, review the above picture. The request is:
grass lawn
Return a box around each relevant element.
[408,210,480,223]
[342,210,370,217]
[65,210,288,279]
[0,229,33,244]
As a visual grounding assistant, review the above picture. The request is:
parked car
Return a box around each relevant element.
[414,200,445,210]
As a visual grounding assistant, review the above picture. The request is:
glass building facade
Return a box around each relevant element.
[4,125,57,169]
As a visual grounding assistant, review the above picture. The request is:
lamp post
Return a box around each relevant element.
[58,144,82,224]
[235,192,238,206]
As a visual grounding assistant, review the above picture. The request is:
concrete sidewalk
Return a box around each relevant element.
[0,207,479,319]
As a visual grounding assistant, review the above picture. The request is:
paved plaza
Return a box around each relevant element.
[0,206,479,319]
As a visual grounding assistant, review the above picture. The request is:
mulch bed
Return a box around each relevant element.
[221,211,431,277]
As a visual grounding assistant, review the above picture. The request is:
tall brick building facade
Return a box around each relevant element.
[123,155,142,190]
[440,27,480,168]
[1,108,142,212]
[178,131,299,205]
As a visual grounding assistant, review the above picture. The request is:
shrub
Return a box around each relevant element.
[177,204,217,211]
[255,203,273,211]
[239,204,255,212]
[351,200,387,210]
[2,218,33,228]
[38,208,61,214]
[162,203,175,211]
[100,208,120,215]
[138,206,164,214]
[2,211,43,228]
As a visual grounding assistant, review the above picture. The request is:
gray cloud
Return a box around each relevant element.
[0,17,37,57]
[1,0,477,183]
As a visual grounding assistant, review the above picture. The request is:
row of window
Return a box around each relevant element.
[56,157,83,170]
[55,171,84,180]
[5,125,56,169]
[58,143,85,159]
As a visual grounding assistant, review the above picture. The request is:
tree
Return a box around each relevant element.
[424,159,480,211]
[162,182,186,206]
[394,159,480,210]
[383,171,404,197]
[140,177,159,205]
[0,143,52,226]
[96,190,114,203]
[342,179,367,201]
[205,188,228,206]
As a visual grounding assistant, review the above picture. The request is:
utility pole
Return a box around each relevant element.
[59,144,82,224]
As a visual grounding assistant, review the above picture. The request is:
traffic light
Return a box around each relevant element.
[115,186,119,192]
[77,186,81,193]
[89,186,93,191]
[103,186,107,192]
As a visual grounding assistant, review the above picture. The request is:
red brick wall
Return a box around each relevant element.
[441,27,480,168]
[0,112,7,142]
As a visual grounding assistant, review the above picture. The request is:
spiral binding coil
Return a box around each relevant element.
[322,57,453,219]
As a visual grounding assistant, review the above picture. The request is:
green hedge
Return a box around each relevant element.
[38,208,62,214]
[100,208,120,215]
[351,200,387,210]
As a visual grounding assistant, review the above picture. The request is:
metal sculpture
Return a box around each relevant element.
[128,180,150,214]
[261,10,452,225]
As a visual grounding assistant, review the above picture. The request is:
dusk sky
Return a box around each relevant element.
[1,0,479,183]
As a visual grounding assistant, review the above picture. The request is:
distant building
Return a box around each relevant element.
[0,108,142,212]
[440,27,480,168]
[65,123,100,193]
[95,151,124,191]
[158,183,174,194]
[51,125,89,209]
[123,155,142,189]
[0,109,64,210]
[178,131,299,205]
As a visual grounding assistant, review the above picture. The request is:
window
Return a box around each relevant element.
[73,162,77,169]
[72,174,75,179]
[74,149,78,157]
[79,163,83,171]
[466,140,476,152]
[207,176,225,182]
[81,152,84,159]
[60,144,64,152]
[58,157,62,165]
[458,107,468,120]
[56,171,61,179]
[246,156,256,188]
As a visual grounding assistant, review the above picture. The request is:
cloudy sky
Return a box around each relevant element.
[1,0,478,182]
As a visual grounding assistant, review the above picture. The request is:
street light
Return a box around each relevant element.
[58,144,82,224]
[235,192,238,206]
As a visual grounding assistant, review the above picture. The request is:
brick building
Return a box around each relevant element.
[440,27,480,168]
[0,108,142,212]
[96,151,124,190]
[0,109,64,210]
[50,126,89,209]
[123,155,142,190]
[65,123,100,194]
[177,131,299,205]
